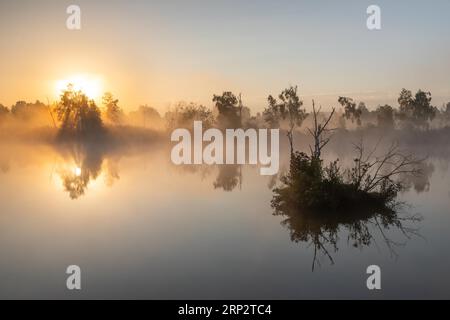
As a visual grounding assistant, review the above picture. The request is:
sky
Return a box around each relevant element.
[0,0,449,113]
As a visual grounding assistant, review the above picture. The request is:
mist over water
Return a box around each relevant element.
[1,126,450,299]
[2,0,450,302]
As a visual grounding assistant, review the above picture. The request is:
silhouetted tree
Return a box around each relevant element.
[442,102,450,122]
[102,92,124,125]
[0,104,9,117]
[55,84,103,137]
[165,102,214,130]
[348,140,421,194]
[264,86,307,156]
[338,96,366,126]
[376,105,395,128]
[273,107,422,220]
[129,105,162,128]
[213,91,241,128]
[396,89,436,129]
[308,100,335,160]
[10,100,48,122]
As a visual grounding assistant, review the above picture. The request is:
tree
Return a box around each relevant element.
[102,92,124,125]
[443,102,450,122]
[129,105,162,128]
[213,91,241,128]
[55,84,103,136]
[396,88,436,129]
[10,100,48,121]
[0,104,9,117]
[398,88,413,112]
[348,140,421,194]
[263,86,307,156]
[308,100,335,160]
[165,102,214,130]
[375,105,394,128]
[338,96,366,126]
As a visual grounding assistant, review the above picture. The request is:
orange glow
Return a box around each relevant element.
[55,74,103,100]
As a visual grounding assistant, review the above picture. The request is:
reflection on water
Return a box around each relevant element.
[401,162,435,194]
[8,141,424,268]
[272,201,422,270]
[1,140,450,298]
[52,142,246,198]
[214,165,242,191]
[55,143,120,199]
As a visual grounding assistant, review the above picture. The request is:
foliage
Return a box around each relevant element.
[442,102,450,121]
[54,84,103,137]
[272,141,422,270]
[264,86,306,129]
[0,104,9,117]
[273,138,419,214]
[376,105,395,128]
[165,102,214,130]
[264,86,307,154]
[213,91,241,128]
[128,105,163,128]
[396,89,436,129]
[338,96,367,126]
[102,92,124,125]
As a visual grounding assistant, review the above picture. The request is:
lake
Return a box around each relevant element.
[0,136,449,299]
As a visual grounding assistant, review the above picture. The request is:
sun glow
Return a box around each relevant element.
[55,74,103,100]
[73,167,82,177]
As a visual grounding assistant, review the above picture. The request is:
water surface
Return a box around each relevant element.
[0,140,449,299]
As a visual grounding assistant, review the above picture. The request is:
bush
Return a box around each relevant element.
[272,150,403,214]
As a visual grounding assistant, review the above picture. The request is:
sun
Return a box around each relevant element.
[55,74,103,100]
[73,167,82,177]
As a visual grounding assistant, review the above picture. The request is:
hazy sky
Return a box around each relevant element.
[1,0,449,113]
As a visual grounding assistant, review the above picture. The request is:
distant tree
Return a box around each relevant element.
[213,91,241,128]
[11,101,28,115]
[102,92,124,125]
[0,104,9,126]
[264,86,307,156]
[55,84,103,136]
[129,105,162,128]
[443,102,450,121]
[0,104,9,117]
[8,100,54,126]
[338,97,366,126]
[397,88,413,112]
[375,105,395,128]
[165,102,214,130]
[11,100,47,120]
[396,89,436,129]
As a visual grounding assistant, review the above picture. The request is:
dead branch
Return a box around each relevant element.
[308,100,336,159]
[349,139,424,193]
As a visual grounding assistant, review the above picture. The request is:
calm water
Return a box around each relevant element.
[0,140,450,299]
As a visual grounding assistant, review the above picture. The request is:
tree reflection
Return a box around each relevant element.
[56,142,120,199]
[402,162,435,193]
[213,165,242,191]
[272,199,422,271]
[269,104,424,271]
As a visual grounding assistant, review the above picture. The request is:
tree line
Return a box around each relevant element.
[1,84,449,137]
